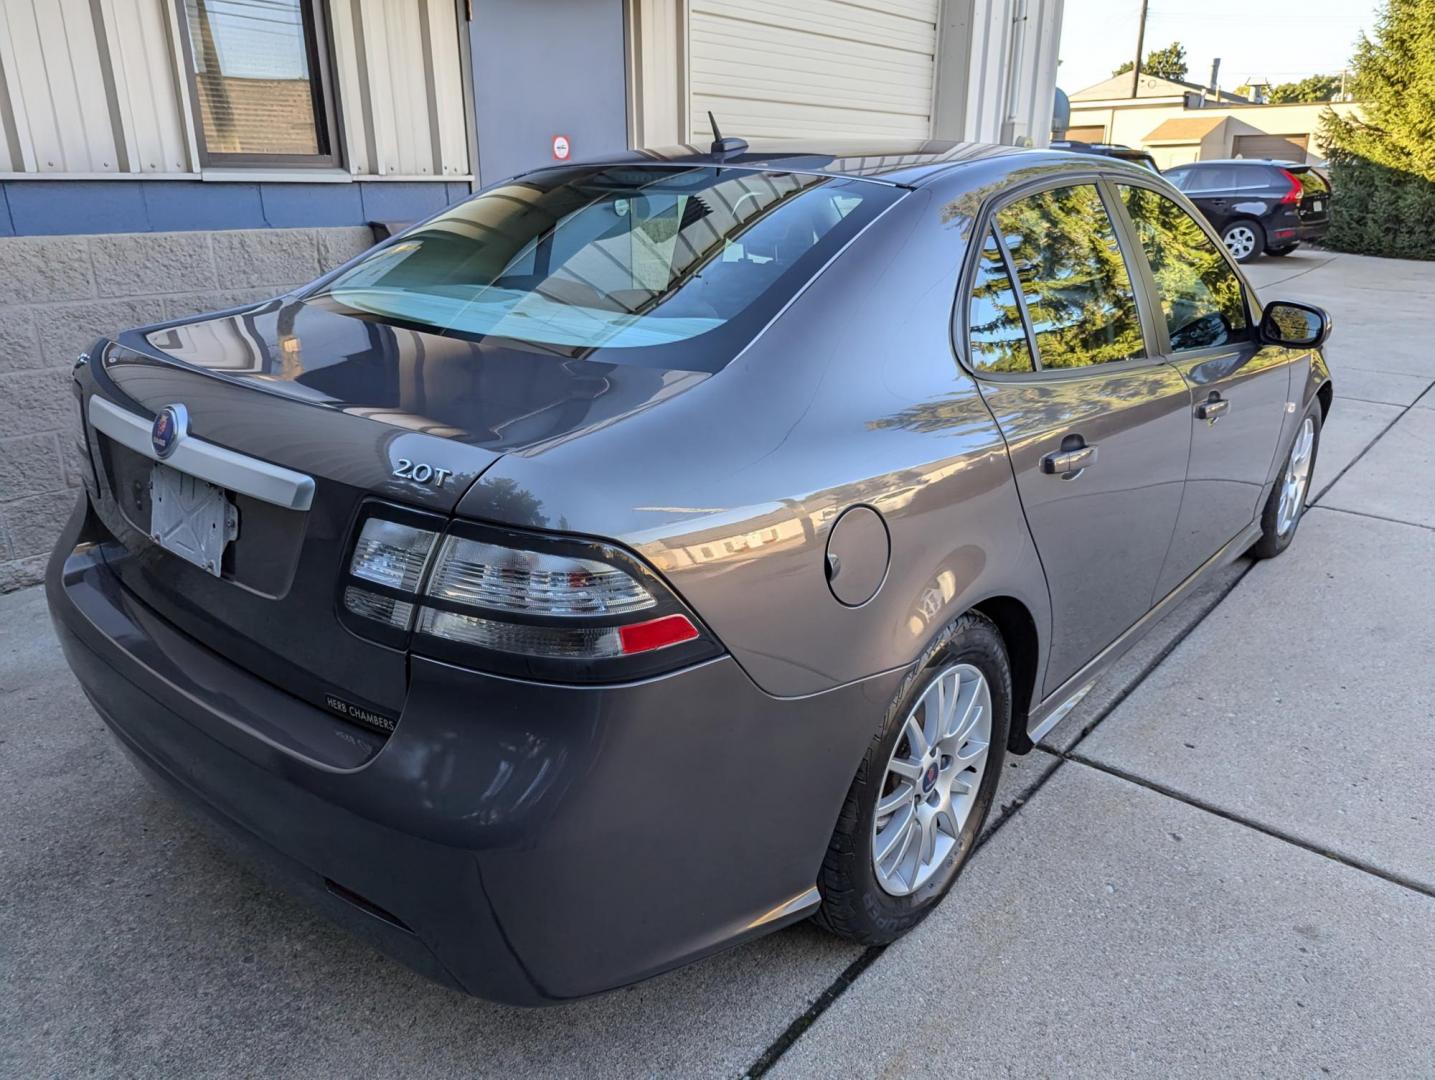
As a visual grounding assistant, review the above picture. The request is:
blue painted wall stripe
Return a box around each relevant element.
[0,179,464,237]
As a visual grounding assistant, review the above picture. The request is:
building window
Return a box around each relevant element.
[179,0,339,167]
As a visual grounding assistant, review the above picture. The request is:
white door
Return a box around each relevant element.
[687,0,940,140]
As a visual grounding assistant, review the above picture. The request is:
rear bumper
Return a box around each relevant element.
[1267,217,1329,247]
[46,495,901,1005]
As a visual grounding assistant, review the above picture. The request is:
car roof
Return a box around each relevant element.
[538,139,1153,189]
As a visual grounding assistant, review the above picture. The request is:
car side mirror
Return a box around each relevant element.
[1259,300,1331,349]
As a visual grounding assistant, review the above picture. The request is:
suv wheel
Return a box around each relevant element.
[1221,220,1264,262]
[813,612,1010,945]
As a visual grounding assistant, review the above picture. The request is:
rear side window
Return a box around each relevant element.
[1233,167,1273,191]
[1181,166,1237,192]
[308,165,900,372]
[993,184,1146,370]
[1119,185,1250,351]
[967,228,1035,373]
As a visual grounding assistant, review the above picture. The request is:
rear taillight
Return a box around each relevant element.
[425,535,656,617]
[1279,169,1302,204]
[339,507,720,680]
[350,517,438,591]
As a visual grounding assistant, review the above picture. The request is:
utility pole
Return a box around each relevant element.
[1131,0,1149,98]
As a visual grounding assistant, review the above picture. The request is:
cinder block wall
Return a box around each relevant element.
[0,225,376,592]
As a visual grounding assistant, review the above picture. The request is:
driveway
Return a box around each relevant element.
[3,249,1433,1078]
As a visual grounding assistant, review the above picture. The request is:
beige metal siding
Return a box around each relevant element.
[933,0,1062,146]
[0,0,469,178]
[97,0,193,172]
[323,0,470,177]
[0,0,119,172]
[688,0,940,140]
[629,0,688,146]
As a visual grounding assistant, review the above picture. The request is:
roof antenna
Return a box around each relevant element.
[708,110,748,156]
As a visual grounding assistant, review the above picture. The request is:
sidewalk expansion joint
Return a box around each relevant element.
[1063,752,1435,902]
[1254,252,1339,288]
[1309,503,1435,533]
[1309,381,1433,507]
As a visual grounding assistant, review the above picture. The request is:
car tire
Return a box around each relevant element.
[813,611,1010,946]
[1251,403,1322,559]
[1221,220,1264,263]
[1266,243,1297,256]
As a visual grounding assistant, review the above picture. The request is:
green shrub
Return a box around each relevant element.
[1323,153,1435,261]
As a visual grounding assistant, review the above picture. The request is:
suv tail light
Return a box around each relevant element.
[1278,169,1302,205]
[339,507,720,681]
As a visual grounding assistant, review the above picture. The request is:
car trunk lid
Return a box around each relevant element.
[83,297,709,723]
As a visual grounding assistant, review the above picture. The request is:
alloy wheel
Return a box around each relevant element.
[1276,416,1315,536]
[872,663,992,897]
[1223,225,1257,260]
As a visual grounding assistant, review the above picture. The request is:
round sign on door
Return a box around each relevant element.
[552,135,571,161]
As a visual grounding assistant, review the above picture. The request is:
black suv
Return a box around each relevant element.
[1163,159,1331,262]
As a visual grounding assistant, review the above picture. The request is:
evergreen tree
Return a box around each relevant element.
[1268,74,1344,103]
[1320,0,1435,258]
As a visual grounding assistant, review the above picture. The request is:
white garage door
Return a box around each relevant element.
[688,0,940,140]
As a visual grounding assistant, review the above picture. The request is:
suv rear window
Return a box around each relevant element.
[1294,169,1330,196]
[308,165,901,371]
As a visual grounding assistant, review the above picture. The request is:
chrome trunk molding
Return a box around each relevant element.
[88,395,316,511]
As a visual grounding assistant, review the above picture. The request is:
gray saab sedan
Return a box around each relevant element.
[48,138,1331,1006]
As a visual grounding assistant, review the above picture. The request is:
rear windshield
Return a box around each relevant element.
[1294,169,1330,196]
[308,165,901,371]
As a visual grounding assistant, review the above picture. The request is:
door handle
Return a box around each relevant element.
[1041,444,1098,476]
[1196,395,1230,422]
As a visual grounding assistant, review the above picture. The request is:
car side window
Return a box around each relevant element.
[967,227,1035,373]
[1235,168,1270,191]
[993,184,1146,370]
[1118,185,1251,351]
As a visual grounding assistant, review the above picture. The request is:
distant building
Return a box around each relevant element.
[1063,72,1362,169]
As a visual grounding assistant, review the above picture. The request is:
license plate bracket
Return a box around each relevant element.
[149,463,239,576]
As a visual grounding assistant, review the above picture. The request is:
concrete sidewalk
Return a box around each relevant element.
[3,249,1433,1078]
